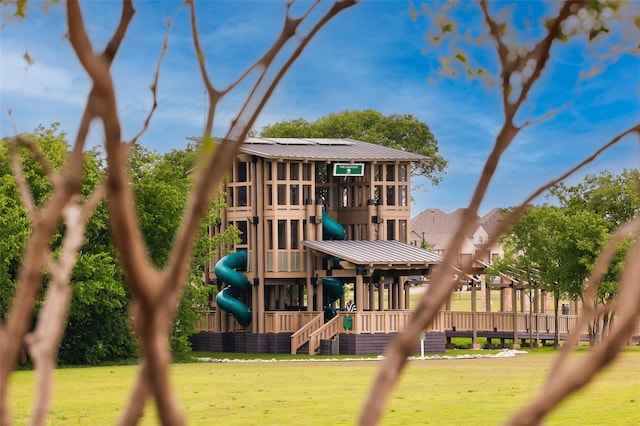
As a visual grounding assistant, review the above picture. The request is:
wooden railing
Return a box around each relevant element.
[265,311,317,333]
[196,311,218,332]
[198,310,640,339]
[308,316,341,355]
[442,311,580,334]
[290,312,324,355]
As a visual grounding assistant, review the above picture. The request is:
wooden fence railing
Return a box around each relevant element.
[197,310,640,338]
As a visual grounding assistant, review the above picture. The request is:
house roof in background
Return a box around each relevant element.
[410,208,505,250]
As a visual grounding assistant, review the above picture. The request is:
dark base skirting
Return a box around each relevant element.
[190,331,446,355]
[189,332,292,353]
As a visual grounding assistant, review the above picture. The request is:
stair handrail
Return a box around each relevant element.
[290,312,324,354]
[308,315,341,355]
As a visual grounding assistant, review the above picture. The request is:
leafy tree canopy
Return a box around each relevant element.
[501,205,608,301]
[259,109,448,185]
[550,169,640,230]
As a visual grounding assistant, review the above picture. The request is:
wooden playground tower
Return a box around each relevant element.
[191,137,445,355]
[189,137,640,353]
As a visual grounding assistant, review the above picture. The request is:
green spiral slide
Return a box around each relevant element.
[321,210,345,320]
[215,250,252,327]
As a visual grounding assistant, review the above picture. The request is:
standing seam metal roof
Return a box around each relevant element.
[192,137,431,162]
[301,240,442,266]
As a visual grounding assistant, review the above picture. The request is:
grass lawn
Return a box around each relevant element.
[8,349,640,425]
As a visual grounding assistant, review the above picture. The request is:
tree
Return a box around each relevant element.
[493,205,610,348]
[550,169,639,344]
[551,169,640,231]
[260,109,448,185]
[60,252,135,365]
[0,174,30,319]
[1,125,138,365]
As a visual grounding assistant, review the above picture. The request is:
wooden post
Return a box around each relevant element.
[511,282,520,349]
[355,274,364,313]
[316,277,324,313]
[471,279,480,349]
[404,281,411,310]
[485,280,492,312]
[369,281,375,310]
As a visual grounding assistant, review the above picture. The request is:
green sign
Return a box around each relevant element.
[333,163,364,177]
[343,316,353,331]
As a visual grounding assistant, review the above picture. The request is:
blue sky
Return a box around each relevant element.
[2,1,638,217]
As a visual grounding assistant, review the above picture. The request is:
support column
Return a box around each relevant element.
[511,282,520,349]
[277,285,285,310]
[315,199,323,240]
[368,199,377,241]
[485,280,492,312]
[306,250,314,312]
[298,283,304,309]
[253,158,264,333]
[479,275,486,312]
[377,203,385,241]
[316,278,324,313]
[390,281,397,309]
[369,281,376,311]
[404,281,411,310]
[378,282,385,311]
[268,286,276,310]
[355,274,364,313]
[252,284,259,333]
[471,280,480,349]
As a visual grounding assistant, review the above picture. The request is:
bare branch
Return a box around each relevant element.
[508,235,640,425]
[167,0,358,294]
[128,4,174,147]
[359,1,637,420]
[7,136,40,220]
[25,188,104,426]
[480,0,579,119]
[103,0,136,64]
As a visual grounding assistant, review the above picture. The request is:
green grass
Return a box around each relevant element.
[8,349,640,425]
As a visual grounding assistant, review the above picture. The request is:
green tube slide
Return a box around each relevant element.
[215,250,252,327]
[321,211,345,321]
[322,210,346,240]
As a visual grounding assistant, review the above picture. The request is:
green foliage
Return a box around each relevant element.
[551,169,640,231]
[171,280,211,360]
[60,253,136,365]
[550,169,639,303]
[260,109,448,185]
[128,143,240,356]
[3,125,237,363]
[501,206,608,300]
[0,124,71,318]
[0,174,30,319]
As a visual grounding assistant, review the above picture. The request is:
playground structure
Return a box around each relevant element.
[188,137,449,355]
[189,137,640,354]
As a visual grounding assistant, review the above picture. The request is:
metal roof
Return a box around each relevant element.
[190,137,431,162]
[301,240,442,267]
